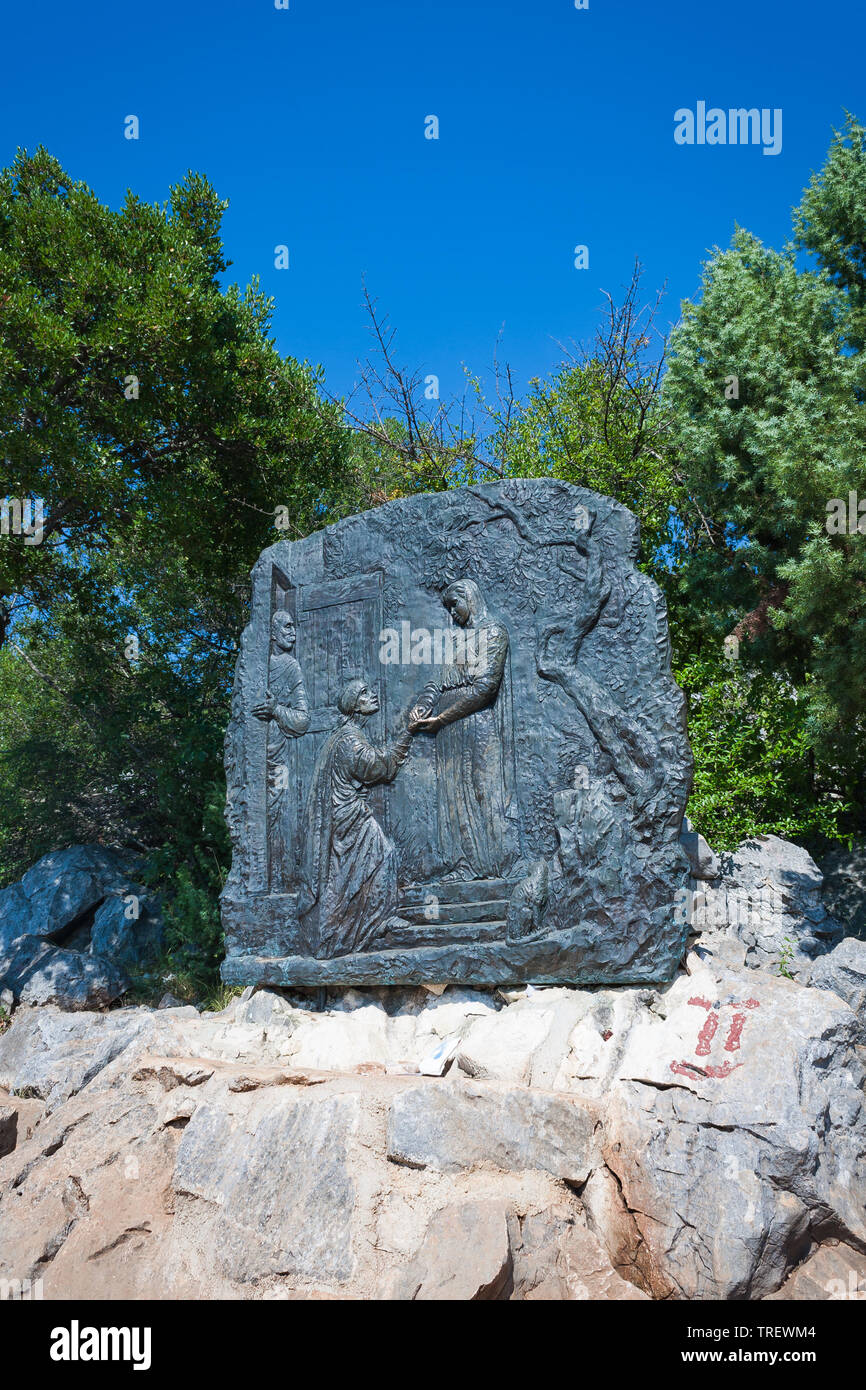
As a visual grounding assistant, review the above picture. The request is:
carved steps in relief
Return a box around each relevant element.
[383,918,508,950]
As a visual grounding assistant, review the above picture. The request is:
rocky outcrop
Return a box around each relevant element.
[0,846,163,1010]
[0,936,129,1012]
[0,846,141,948]
[689,834,843,975]
[1,922,863,1300]
[803,935,866,1026]
[680,815,720,881]
[819,843,866,943]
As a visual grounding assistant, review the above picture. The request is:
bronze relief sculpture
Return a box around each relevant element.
[221,479,693,987]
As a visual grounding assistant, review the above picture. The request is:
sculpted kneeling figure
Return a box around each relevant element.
[299,678,418,959]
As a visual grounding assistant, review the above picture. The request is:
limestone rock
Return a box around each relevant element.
[1,950,864,1302]
[767,1242,866,1300]
[89,889,163,971]
[0,1006,188,1111]
[819,842,866,942]
[173,1089,361,1284]
[0,1092,43,1158]
[387,1079,597,1184]
[680,816,720,880]
[803,935,866,1022]
[509,1202,649,1300]
[592,952,866,1299]
[692,835,843,974]
[393,1199,512,1300]
[0,845,142,951]
[456,1004,556,1085]
[0,1104,16,1159]
[0,935,128,1011]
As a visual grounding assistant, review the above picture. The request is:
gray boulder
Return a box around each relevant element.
[0,845,142,952]
[0,1105,16,1160]
[819,843,866,942]
[89,889,163,971]
[392,1199,512,1299]
[0,846,158,1010]
[803,936,866,1022]
[691,834,843,975]
[0,951,864,1301]
[0,935,128,1012]
[680,815,720,880]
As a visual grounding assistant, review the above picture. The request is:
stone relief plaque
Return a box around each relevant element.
[221,479,693,987]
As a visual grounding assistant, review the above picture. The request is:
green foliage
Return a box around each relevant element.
[677,653,848,852]
[664,228,862,643]
[160,862,225,987]
[495,355,682,586]
[778,936,796,981]
[795,114,866,350]
[663,120,866,839]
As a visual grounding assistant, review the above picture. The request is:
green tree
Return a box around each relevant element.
[489,263,684,589]
[676,652,848,852]
[664,115,866,839]
[0,148,352,985]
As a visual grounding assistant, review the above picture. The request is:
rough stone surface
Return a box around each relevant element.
[819,842,866,943]
[0,934,128,1011]
[589,946,866,1299]
[0,845,142,951]
[0,1104,16,1159]
[767,1242,866,1300]
[173,1089,361,1284]
[0,846,152,1011]
[89,889,163,971]
[1,900,864,1301]
[392,1199,512,1299]
[222,479,692,988]
[803,935,866,1025]
[690,835,843,975]
[508,1202,649,1300]
[387,1079,598,1184]
[680,815,720,881]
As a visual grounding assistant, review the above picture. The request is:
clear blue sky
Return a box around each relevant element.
[1,0,864,405]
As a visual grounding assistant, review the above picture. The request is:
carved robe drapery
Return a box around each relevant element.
[433,617,521,879]
[266,652,310,889]
[299,718,411,958]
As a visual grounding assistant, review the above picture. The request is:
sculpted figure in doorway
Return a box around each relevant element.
[253,610,310,888]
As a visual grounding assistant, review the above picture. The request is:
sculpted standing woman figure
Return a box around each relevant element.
[409,579,522,880]
[299,678,416,959]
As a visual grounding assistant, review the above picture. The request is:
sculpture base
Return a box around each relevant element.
[220,917,688,991]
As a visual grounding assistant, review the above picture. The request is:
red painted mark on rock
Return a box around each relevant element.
[695,1011,719,1056]
[725,1013,746,1052]
[671,997,761,1081]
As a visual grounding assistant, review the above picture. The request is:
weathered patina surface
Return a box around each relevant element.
[221,479,693,986]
